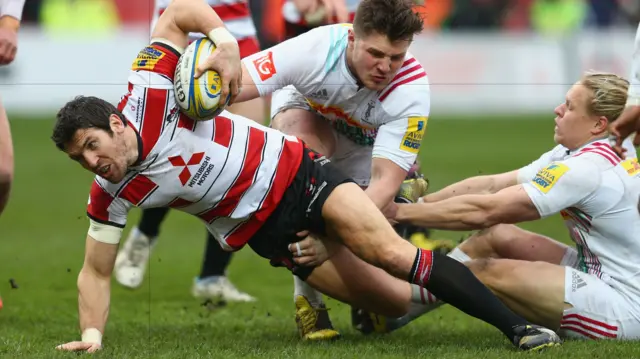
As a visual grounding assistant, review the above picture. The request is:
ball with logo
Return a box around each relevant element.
[174,38,229,121]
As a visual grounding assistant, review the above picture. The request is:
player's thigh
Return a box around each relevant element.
[461,224,571,264]
[321,182,418,279]
[466,258,566,328]
[560,267,640,340]
[305,240,412,317]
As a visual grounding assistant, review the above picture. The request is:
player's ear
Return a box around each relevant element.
[109,114,126,133]
[593,115,608,135]
[348,29,355,44]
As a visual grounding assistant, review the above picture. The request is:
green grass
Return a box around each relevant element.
[1,116,638,358]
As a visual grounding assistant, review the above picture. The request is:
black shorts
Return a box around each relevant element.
[247,147,354,280]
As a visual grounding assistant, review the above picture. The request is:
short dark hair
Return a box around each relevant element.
[353,0,424,42]
[51,96,124,151]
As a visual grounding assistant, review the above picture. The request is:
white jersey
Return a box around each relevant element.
[152,0,256,41]
[87,41,303,251]
[516,139,640,302]
[282,0,359,25]
[242,24,431,172]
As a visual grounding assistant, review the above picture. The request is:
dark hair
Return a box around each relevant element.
[51,96,124,150]
[353,0,424,42]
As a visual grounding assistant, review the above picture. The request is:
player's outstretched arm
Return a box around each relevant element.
[56,233,119,353]
[394,184,540,231]
[0,99,14,216]
[421,170,518,203]
[0,0,24,65]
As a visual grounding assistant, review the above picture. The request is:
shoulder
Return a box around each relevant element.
[379,55,430,117]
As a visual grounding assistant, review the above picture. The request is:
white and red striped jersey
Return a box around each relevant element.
[87,41,303,251]
[152,0,257,42]
[517,139,640,303]
[282,0,359,26]
[242,24,430,172]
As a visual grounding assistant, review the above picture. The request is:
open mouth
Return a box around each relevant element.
[98,164,111,176]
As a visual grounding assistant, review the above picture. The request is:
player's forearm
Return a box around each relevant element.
[422,175,497,203]
[395,196,495,230]
[77,268,111,334]
[365,179,397,210]
[169,0,228,38]
[0,105,14,216]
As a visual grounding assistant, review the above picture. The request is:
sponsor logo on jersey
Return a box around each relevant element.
[571,270,587,292]
[168,152,215,187]
[621,158,640,176]
[252,51,276,81]
[400,116,427,154]
[531,162,569,193]
[132,46,166,71]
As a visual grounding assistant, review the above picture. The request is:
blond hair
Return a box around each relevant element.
[580,71,629,123]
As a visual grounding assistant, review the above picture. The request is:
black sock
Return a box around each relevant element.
[199,232,233,279]
[411,249,527,342]
[138,207,171,240]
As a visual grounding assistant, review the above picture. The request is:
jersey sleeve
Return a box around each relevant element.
[86,180,130,228]
[521,158,600,218]
[516,145,566,184]
[241,26,330,97]
[374,71,430,171]
[128,41,182,90]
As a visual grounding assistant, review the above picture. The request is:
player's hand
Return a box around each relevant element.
[611,105,640,158]
[0,16,19,65]
[294,0,349,25]
[55,341,102,353]
[288,231,330,267]
[194,40,242,106]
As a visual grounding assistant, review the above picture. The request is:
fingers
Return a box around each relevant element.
[55,341,94,352]
[228,78,239,105]
[333,0,349,23]
[321,0,334,24]
[296,230,310,237]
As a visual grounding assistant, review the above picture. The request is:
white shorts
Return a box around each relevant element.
[559,250,640,340]
[271,86,372,187]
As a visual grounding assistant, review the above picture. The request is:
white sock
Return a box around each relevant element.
[447,247,471,263]
[293,275,324,307]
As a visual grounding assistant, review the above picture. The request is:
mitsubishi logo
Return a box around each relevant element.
[168,152,205,186]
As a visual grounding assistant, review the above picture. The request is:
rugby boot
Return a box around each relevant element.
[295,295,341,341]
[513,324,562,351]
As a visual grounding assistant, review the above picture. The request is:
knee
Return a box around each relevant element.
[461,224,519,259]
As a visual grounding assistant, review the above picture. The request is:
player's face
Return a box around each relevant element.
[348,30,411,91]
[64,116,130,183]
[553,82,602,149]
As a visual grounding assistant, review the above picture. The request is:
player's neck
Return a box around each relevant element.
[123,126,141,167]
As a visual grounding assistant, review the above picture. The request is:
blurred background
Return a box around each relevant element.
[5,0,640,117]
[1,2,640,357]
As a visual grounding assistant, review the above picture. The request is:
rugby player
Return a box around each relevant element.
[236,0,450,340]
[0,0,26,309]
[113,0,263,304]
[52,0,560,352]
[382,72,640,339]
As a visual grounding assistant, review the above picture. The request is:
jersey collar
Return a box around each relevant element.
[564,137,614,158]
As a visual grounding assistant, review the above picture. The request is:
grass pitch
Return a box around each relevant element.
[1,115,638,358]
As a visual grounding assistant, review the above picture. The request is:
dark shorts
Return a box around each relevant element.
[247,147,354,280]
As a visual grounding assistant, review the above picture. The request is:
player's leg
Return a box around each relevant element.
[320,183,561,350]
[455,224,573,264]
[270,87,340,340]
[192,232,256,302]
[373,224,577,334]
[114,207,171,288]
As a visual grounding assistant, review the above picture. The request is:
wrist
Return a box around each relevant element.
[207,27,237,46]
[0,16,19,32]
[81,328,102,345]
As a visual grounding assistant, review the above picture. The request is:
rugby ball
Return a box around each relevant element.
[174,38,229,121]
